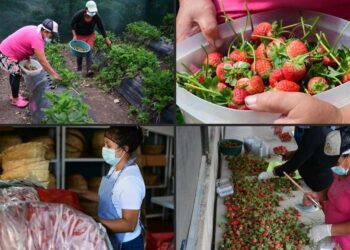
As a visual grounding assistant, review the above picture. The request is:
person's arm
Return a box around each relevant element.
[34,49,61,80]
[97,209,139,233]
[245,92,345,123]
[70,188,99,202]
[273,128,321,176]
[95,15,111,47]
[71,11,81,40]
[332,221,350,236]
[177,0,222,48]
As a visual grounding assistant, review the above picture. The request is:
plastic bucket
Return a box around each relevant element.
[69,40,91,58]
[219,139,243,156]
[177,9,350,123]
[19,59,42,76]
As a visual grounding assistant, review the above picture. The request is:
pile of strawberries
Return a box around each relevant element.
[278,132,292,142]
[273,145,289,156]
[178,16,350,110]
[219,155,310,249]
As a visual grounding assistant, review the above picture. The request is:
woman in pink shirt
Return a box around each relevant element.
[303,149,350,248]
[0,19,62,108]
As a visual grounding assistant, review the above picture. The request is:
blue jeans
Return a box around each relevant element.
[121,234,144,250]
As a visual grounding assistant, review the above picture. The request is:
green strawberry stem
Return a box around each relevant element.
[246,42,256,75]
[300,16,306,37]
[221,8,238,37]
[181,63,194,74]
[201,45,209,78]
[301,16,320,41]
[316,33,342,68]
[332,21,350,52]
[244,0,254,34]
[184,83,221,96]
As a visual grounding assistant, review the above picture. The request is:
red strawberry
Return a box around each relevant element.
[229,49,252,64]
[251,59,272,79]
[274,80,300,92]
[323,56,338,67]
[197,75,205,83]
[246,76,265,94]
[343,71,350,83]
[255,43,267,59]
[216,61,234,82]
[282,61,306,82]
[251,22,272,42]
[307,77,329,95]
[266,37,285,58]
[203,52,223,67]
[232,88,249,105]
[286,40,308,58]
[236,78,250,89]
[269,68,284,87]
[217,82,228,91]
[228,102,250,110]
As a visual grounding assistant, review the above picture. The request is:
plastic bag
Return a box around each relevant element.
[36,188,81,211]
[0,186,39,203]
[0,202,110,250]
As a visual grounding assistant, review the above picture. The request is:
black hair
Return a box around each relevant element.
[105,126,143,154]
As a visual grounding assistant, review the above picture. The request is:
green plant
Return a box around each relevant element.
[125,21,161,42]
[46,44,77,86]
[97,44,159,85]
[94,31,117,52]
[160,13,175,40]
[42,90,93,124]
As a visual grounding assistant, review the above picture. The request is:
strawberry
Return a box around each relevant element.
[323,55,338,67]
[269,68,284,87]
[274,80,300,92]
[217,82,228,91]
[255,43,267,59]
[286,40,308,58]
[229,49,252,64]
[307,76,329,95]
[265,37,285,58]
[251,59,272,79]
[246,76,265,94]
[251,22,272,42]
[203,52,223,67]
[236,78,250,89]
[282,61,306,82]
[216,61,234,82]
[343,71,350,83]
[232,88,249,105]
[228,101,250,110]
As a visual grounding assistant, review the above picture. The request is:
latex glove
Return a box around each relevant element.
[258,171,274,181]
[309,224,332,243]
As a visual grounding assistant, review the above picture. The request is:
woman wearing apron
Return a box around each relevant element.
[303,149,350,249]
[73,126,145,250]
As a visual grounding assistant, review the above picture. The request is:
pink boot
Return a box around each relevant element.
[11,98,29,108]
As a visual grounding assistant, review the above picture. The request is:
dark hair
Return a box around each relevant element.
[105,126,143,154]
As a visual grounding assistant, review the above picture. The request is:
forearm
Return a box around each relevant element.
[331,221,350,236]
[40,59,57,76]
[72,30,76,37]
[97,218,136,233]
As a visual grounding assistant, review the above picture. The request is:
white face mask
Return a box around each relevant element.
[45,37,52,43]
[102,147,125,166]
[331,166,349,176]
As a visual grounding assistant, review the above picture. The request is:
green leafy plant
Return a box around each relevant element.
[94,31,117,53]
[42,90,93,124]
[46,44,77,86]
[97,44,159,85]
[160,13,175,40]
[125,21,161,42]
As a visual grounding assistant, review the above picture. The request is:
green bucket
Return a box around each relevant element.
[219,139,243,156]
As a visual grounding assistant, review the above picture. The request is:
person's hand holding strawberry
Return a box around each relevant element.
[177,0,223,48]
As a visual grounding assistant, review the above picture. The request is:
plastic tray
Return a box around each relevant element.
[177,9,350,123]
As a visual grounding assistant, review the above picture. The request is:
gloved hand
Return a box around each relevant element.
[258,171,275,181]
[309,224,332,243]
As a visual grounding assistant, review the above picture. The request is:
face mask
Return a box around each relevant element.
[102,147,125,166]
[331,166,349,176]
[45,37,52,43]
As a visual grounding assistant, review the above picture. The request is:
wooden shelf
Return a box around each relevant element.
[141,154,166,167]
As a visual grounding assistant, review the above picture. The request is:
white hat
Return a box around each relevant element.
[39,19,59,38]
[86,1,98,13]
